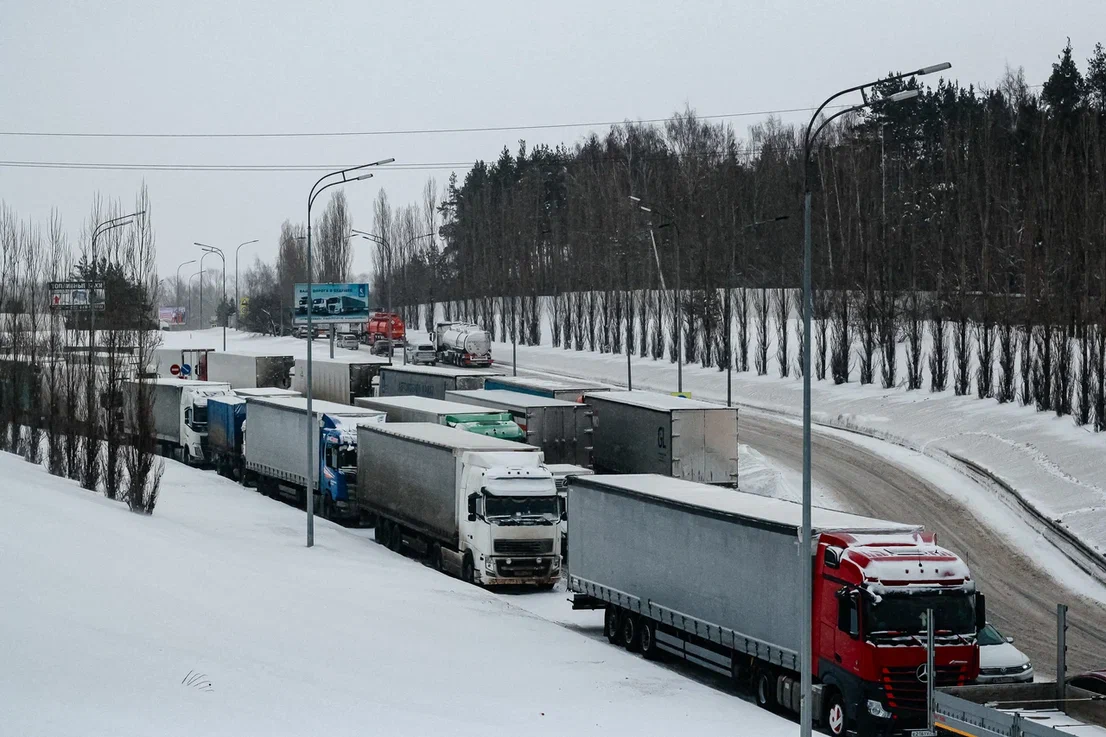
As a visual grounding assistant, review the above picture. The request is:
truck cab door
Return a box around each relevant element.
[835,589,860,668]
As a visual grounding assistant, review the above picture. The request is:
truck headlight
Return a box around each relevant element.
[484,557,494,572]
[867,699,891,719]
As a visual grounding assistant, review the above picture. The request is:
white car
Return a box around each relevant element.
[976,623,1033,683]
[338,333,360,351]
[404,341,437,365]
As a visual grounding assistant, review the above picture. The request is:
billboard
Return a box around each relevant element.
[49,281,105,311]
[159,307,187,325]
[293,283,370,325]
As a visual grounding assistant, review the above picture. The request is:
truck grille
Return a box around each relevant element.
[493,539,554,555]
[882,664,969,719]
[496,559,553,577]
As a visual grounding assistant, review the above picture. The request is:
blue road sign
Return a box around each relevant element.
[181,363,192,377]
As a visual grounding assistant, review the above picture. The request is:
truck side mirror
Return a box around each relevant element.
[837,590,859,639]
[467,493,478,522]
[976,592,986,631]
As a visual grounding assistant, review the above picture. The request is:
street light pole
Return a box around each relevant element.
[88,212,143,417]
[305,158,394,549]
[630,196,682,393]
[188,269,206,330]
[195,243,226,350]
[176,259,197,325]
[234,239,259,328]
[797,62,948,737]
[198,250,217,331]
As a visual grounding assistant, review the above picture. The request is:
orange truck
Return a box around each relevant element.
[364,312,406,345]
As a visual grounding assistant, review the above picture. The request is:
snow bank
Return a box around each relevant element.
[0,449,794,737]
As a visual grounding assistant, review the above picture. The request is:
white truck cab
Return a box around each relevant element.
[181,384,234,464]
[461,456,561,586]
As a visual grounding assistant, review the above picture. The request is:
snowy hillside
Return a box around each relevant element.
[0,450,796,737]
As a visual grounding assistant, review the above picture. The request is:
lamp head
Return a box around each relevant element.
[917,62,952,75]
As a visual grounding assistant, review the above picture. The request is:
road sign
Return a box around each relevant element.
[293,282,370,325]
[181,363,192,377]
[170,364,181,376]
[240,297,249,307]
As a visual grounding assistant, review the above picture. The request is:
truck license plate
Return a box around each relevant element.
[910,730,938,737]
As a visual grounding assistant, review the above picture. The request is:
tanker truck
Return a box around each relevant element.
[434,321,493,367]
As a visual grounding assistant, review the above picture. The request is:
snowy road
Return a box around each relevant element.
[504,360,1106,677]
[736,411,1106,677]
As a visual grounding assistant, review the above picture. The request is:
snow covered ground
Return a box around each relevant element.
[0,449,798,737]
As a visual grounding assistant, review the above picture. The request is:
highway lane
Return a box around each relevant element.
[505,360,1106,676]
[739,411,1106,677]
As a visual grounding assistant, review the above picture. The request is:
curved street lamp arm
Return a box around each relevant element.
[308,159,393,208]
[310,175,370,212]
[803,63,949,152]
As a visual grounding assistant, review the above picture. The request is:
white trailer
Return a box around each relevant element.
[290,355,391,405]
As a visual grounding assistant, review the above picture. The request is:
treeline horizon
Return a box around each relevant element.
[239,41,1106,432]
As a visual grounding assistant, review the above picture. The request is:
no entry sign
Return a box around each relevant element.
[170,364,181,376]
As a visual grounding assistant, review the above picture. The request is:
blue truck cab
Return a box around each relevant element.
[317,412,383,521]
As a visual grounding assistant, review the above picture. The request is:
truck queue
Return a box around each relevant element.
[125,327,1010,737]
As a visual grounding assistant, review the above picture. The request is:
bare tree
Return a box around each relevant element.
[754,288,770,376]
[315,191,353,283]
[775,288,789,378]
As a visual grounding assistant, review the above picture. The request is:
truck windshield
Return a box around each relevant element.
[190,404,208,429]
[865,593,975,639]
[484,494,558,522]
[338,448,357,470]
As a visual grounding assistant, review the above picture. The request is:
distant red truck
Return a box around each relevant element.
[364,312,406,345]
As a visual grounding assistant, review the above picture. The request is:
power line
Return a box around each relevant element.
[0,105,842,140]
[0,137,887,173]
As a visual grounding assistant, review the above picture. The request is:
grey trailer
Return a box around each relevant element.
[243,395,384,495]
[377,363,504,400]
[354,423,537,548]
[569,475,916,662]
[445,388,593,467]
[568,474,928,731]
[206,352,294,389]
[291,355,391,405]
[482,375,610,402]
[353,395,497,424]
[586,390,737,485]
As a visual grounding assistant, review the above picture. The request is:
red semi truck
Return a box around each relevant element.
[568,475,983,736]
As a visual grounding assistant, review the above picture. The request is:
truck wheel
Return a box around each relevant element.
[461,554,475,584]
[620,613,641,652]
[825,691,847,736]
[604,606,621,644]
[427,542,442,571]
[374,519,388,544]
[388,523,403,553]
[754,668,778,711]
[638,619,659,660]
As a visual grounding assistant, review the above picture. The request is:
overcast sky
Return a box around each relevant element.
[1,0,1100,289]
